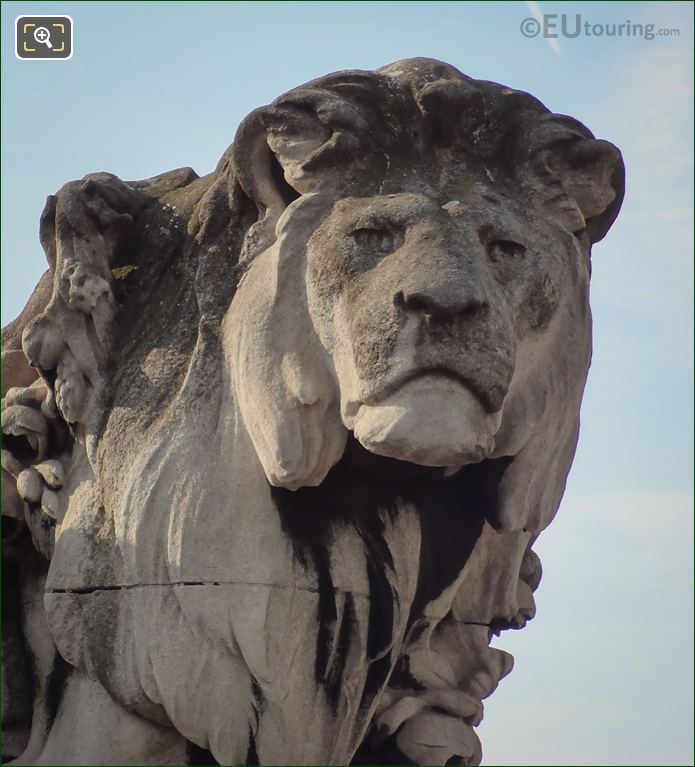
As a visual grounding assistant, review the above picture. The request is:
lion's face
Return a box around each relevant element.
[229,179,587,501]
[302,185,571,468]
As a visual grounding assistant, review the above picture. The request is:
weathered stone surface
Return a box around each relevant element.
[1,58,624,765]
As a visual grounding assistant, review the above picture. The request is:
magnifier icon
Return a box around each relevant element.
[33,26,53,49]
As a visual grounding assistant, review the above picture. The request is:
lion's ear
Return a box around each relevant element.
[542,137,624,242]
[231,89,381,261]
[518,118,625,244]
[225,197,347,491]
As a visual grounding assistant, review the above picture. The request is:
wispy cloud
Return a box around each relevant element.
[525,0,562,56]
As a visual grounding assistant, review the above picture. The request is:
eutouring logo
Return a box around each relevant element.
[520,14,680,42]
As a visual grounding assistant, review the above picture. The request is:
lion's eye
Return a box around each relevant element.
[351,227,397,254]
[487,239,526,262]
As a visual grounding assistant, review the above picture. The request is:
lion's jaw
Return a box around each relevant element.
[348,375,502,467]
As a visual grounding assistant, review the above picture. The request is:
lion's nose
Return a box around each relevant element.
[396,283,489,321]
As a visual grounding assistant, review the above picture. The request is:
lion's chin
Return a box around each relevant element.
[352,375,502,467]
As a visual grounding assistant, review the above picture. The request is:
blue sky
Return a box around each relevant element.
[1,2,693,764]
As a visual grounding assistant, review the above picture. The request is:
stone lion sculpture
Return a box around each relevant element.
[2,58,624,766]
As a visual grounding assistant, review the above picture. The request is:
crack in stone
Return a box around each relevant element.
[46,580,372,599]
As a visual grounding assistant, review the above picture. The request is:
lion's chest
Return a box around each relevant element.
[48,433,425,763]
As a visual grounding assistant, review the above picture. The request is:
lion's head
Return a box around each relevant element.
[225,57,623,535]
